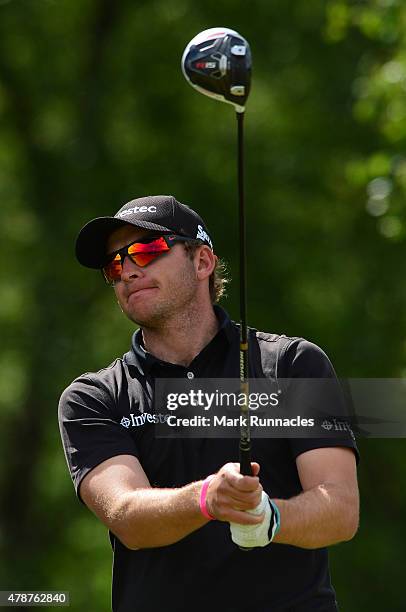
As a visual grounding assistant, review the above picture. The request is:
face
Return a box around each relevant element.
[106,225,206,328]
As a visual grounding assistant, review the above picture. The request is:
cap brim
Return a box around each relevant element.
[75,216,173,268]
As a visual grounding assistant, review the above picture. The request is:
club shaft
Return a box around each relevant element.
[237,110,251,476]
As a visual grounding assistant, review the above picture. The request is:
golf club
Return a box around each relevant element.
[182,27,252,476]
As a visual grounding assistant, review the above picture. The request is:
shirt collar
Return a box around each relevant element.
[213,305,235,343]
[127,306,235,375]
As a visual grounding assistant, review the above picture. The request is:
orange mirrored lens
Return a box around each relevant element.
[103,237,170,283]
[127,237,169,260]
[103,254,123,283]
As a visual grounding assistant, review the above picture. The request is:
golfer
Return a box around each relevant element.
[59,195,359,612]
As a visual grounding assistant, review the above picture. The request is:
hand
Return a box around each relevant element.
[229,492,280,548]
[205,462,264,525]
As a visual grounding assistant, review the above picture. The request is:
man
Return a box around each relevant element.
[59,195,359,612]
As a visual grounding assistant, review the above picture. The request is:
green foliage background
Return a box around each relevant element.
[0,0,405,610]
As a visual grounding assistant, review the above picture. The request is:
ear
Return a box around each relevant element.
[195,246,217,281]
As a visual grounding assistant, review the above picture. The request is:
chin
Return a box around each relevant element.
[124,304,166,328]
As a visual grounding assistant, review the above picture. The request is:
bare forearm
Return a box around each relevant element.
[110,481,207,549]
[272,482,359,549]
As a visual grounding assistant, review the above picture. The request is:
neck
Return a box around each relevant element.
[141,304,219,367]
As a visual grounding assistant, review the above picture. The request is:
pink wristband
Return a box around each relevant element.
[199,475,215,520]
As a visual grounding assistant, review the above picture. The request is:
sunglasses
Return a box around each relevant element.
[101,234,196,285]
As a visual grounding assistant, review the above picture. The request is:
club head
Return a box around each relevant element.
[181,27,251,113]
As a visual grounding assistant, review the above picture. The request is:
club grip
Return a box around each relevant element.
[239,443,252,476]
[238,444,254,552]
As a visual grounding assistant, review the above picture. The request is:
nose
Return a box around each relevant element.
[120,255,144,282]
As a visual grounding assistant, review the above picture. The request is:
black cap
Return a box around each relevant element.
[75,195,214,268]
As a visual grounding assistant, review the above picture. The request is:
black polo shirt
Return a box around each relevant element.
[59,307,358,612]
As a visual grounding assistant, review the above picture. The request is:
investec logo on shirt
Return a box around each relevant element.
[120,412,169,428]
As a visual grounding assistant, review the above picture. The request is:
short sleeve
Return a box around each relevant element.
[58,375,139,501]
[279,339,360,463]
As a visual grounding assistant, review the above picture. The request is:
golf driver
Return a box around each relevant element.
[182,27,252,476]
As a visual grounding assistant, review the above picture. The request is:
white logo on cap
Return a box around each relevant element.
[117,205,157,218]
[196,224,213,249]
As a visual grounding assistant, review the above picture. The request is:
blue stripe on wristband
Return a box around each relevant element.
[269,499,281,538]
